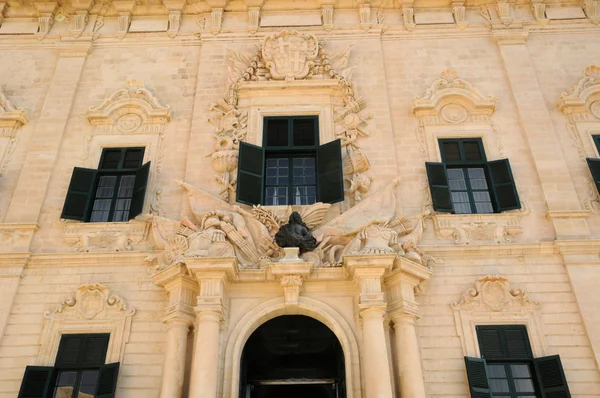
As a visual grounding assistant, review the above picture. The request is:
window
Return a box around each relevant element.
[236,116,344,206]
[588,135,600,196]
[61,148,151,222]
[465,325,571,398]
[426,139,520,214]
[18,334,120,398]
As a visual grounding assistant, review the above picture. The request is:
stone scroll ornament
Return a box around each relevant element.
[208,30,373,204]
[144,179,438,270]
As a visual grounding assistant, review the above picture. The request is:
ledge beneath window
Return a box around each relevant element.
[432,212,525,245]
[63,221,150,252]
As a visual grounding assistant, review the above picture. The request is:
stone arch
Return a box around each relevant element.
[222,296,361,398]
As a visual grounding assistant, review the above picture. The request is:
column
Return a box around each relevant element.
[189,309,223,398]
[492,29,590,238]
[152,264,198,398]
[390,314,426,398]
[186,257,237,398]
[5,41,92,225]
[386,256,433,398]
[344,254,395,398]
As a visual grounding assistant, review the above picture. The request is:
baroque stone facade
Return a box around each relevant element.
[0,1,600,398]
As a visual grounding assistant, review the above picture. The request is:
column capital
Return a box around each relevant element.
[359,303,387,319]
[163,314,195,329]
[385,256,432,319]
[185,256,238,282]
[389,311,418,327]
[153,263,199,324]
[344,254,394,308]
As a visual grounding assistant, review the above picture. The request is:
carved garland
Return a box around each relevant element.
[0,87,28,177]
[208,30,373,204]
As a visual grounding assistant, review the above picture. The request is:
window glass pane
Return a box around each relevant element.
[78,370,99,397]
[293,119,316,147]
[489,379,510,393]
[266,119,289,147]
[464,141,483,161]
[100,149,122,169]
[474,202,494,214]
[514,379,535,392]
[117,175,135,198]
[95,176,117,198]
[510,364,531,378]
[487,364,507,378]
[442,141,461,162]
[54,386,74,398]
[123,149,144,169]
[57,371,77,386]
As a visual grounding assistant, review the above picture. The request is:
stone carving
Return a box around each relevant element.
[0,87,28,177]
[313,179,437,267]
[213,31,373,204]
[433,213,524,245]
[45,282,135,320]
[452,275,537,312]
[558,65,600,121]
[274,212,317,254]
[262,31,319,81]
[87,80,172,135]
[64,221,150,252]
[146,178,435,270]
[146,181,332,269]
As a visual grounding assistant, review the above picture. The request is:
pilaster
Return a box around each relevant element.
[0,254,28,346]
[5,41,92,236]
[492,28,590,239]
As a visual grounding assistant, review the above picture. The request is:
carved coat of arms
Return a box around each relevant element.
[262,31,319,81]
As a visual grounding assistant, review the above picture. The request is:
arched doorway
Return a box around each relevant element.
[239,315,346,398]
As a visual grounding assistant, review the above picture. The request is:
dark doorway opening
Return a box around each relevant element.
[239,315,346,398]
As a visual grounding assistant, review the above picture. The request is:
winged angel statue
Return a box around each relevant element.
[145,179,435,270]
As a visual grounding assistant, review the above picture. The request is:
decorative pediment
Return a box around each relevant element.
[413,70,497,125]
[557,65,600,120]
[38,282,135,366]
[0,87,28,138]
[452,275,537,312]
[45,282,135,320]
[86,80,172,134]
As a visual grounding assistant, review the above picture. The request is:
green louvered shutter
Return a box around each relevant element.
[317,139,344,204]
[18,366,56,398]
[534,355,571,398]
[95,362,120,398]
[236,142,265,205]
[487,159,520,212]
[425,162,453,212]
[586,158,600,195]
[61,167,98,221]
[464,357,492,398]
[129,161,151,219]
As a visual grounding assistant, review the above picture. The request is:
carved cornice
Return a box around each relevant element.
[86,79,172,134]
[453,274,537,312]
